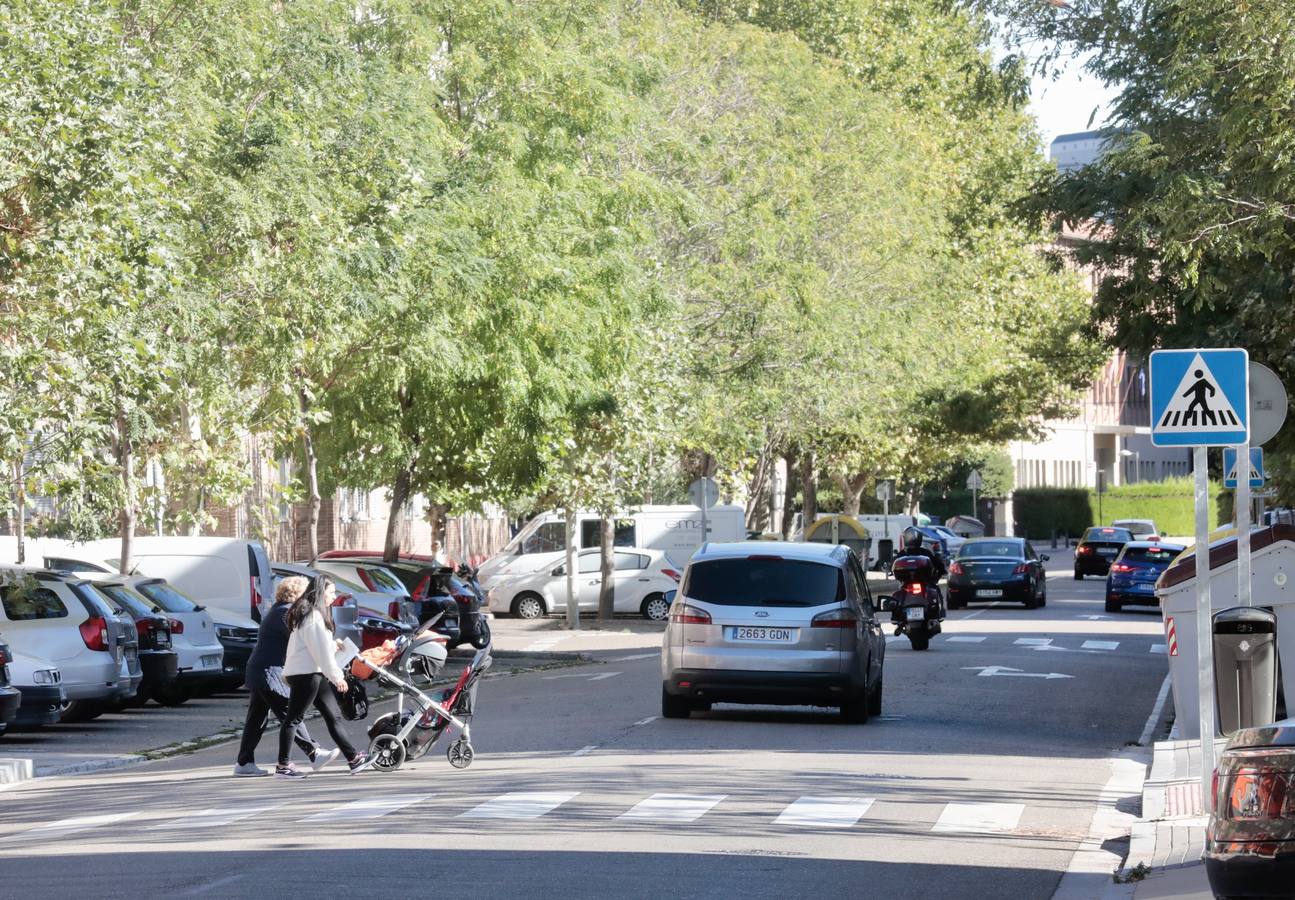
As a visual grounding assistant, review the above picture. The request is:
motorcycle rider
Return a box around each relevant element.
[894,530,947,617]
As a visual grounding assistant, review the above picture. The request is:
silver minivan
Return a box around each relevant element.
[661,542,886,722]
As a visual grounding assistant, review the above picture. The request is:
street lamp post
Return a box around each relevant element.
[1120,448,1141,484]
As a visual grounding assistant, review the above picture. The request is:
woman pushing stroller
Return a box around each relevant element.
[275,575,374,779]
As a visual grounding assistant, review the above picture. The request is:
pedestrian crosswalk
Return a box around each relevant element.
[890,634,1166,654]
[10,793,1040,840]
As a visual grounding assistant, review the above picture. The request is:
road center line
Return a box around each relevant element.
[589,672,622,681]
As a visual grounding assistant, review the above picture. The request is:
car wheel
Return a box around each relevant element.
[511,593,547,620]
[1105,596,1122,613]
[1073,568,1083,581]
[470,618,492,649]
[948,595,966,610]
[640,593,670,622]
[661,684,692,719]
[152,683,189,706]
[867,675,883,717]
[692,699,712,713]
[841,683,871,724]
[1025,583,1040,609]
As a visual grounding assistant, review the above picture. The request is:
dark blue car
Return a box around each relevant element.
[1104,541,1185,612]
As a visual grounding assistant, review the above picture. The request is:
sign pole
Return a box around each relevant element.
[1193,446,1216,812]
[1237,441,1252,609]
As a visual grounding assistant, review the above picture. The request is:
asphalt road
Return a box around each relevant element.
[0,561,1168,900]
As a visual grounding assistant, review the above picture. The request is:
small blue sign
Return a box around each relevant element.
[1149,349,1249,447]
[1223,447,1265,489]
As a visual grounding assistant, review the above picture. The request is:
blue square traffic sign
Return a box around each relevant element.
[1223,447,1265,489]
[1149,348,1249,446]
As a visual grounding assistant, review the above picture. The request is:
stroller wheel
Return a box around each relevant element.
[447,738,474,769]
[369,734,406,772]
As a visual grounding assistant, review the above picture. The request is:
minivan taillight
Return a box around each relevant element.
[661,568,681,583]
[79,616,110,652]
[948,562,964,576]
[811,610,858,628]
[670,604,712,625]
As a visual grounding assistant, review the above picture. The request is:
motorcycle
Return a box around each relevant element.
[884,554,946,651]
[416,566,490,652]
[453,563,492,651]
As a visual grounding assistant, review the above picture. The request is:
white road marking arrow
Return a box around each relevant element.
[1030,643,1104,655]
[1078,615,1109,620]
[962,665,1074,680]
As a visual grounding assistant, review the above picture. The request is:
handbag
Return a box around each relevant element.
[334,671,369,721]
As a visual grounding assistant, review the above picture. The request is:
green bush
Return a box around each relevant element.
[1012,477,1222,539]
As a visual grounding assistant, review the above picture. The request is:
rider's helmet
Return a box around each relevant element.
[903,531,924,552]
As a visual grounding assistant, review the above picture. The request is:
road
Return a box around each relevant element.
[0,559,1168,899]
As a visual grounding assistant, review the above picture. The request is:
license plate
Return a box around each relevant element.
[200,655,221,668]
[977,589,1003,597]
[1098,548,1117,556]
[731,626,794,642]
[905,606,926,621]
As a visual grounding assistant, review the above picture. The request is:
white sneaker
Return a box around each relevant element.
[310,748,341,773]
[233,762,270,777]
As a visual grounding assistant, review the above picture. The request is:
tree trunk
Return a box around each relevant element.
[780,452,798,539]
[12,459,25,565]
[745,449,770,533]
[300,391,321,561]
[427,502,449,560]
[384,466,412,563]
[564,503,578,630]
[115,399,136,575]
[597,513,614,625]
[840,472,869,517]
[800,450,818,528]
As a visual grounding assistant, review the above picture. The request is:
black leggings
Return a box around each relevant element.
[278,673,358,767]
[237,686,320,766]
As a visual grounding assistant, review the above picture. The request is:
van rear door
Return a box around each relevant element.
[247,543,273,623]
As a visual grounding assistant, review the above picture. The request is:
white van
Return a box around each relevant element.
[478,505,747,587]
[33,537,275,624]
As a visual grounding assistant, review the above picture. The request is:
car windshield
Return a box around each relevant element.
[1084,528,1133,542]
[1121,547,1180,564]
[958,541,1020,558]
[1113,521,1155,533]
[135,580,200,613]
[683,558,843,607]
[97,585,151,618]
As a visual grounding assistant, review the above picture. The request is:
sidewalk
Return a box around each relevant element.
[1127,735,1225,899]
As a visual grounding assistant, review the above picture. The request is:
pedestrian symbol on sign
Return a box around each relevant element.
[1149,349,1249,446]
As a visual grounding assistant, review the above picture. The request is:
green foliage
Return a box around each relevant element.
[1013,477,1222,539]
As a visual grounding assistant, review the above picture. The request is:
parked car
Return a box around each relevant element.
[273,562,363,650]
[86,583,179,705]
[6,648,65,727]
[490,547,682,621]
[213,616,260,689]
[661,541,885,721]
[1111,519,1160,541]
[312,551,463,640]
[76,582,144,708]
[307,559,417,626]
[1073,526,1134,579]
[1104,541,1186,612]
[1205,716,1295,897]
[927,525,967,558]
[899,525,950,561]
[45,537,275,624]
[82,575,223,705]
[947,538,1049,610]
[0,567,131,721]
[0,638,21,736]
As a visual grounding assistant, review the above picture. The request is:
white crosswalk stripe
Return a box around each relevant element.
[774,796,874,828]
[304,794,431,822]
[153,804,280,829]
[459,792,579,820]
[946,636,986,643]
[1014,638,1051,647]
[1150,643,1167,654]
[1081,640,1119,651]
[16,812,136,839]
[618,793,726,823]
[931,802,1025,835]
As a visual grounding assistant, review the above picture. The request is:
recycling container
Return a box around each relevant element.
[1213,606,1279,734]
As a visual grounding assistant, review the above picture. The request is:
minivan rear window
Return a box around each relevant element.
[1122,547,1179,564]
[135,581,199,613]
[360,567,409,596]
[684,558,843,607]
[1084,528,1132,542]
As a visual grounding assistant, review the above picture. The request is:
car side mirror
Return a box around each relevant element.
[551,567,565,577]
[1040,554,1050,562]
[882,597,898,612]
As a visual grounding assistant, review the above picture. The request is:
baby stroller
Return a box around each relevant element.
[349,619,492,772]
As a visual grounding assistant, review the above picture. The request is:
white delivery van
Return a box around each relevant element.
[478,505,746,586]
[32,537,276,624]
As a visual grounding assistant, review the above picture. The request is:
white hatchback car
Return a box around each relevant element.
[489,548,682,620]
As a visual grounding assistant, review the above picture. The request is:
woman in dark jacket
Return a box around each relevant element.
[233,575,337,776]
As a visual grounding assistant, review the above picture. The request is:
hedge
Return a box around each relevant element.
[1012,477,1222,540]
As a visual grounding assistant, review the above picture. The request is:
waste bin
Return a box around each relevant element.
[1157,524,1295,739]
[1213,606,1279,735]
[876,539,894,572]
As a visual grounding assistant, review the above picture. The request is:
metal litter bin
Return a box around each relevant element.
[876,539,894,572]
[1213,606,1279,734]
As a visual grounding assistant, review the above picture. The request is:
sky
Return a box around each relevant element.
[1025,53,1120,150]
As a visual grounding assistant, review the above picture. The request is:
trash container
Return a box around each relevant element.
[1213,606,1279,734]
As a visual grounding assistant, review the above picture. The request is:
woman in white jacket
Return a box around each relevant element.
[276,576,372,778]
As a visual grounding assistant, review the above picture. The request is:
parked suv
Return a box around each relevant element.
[87,583,178,705]
[0,567,129,721]
[1104,541,1185,612]
[661,542,886,722]
[7,648,66,727]
[1073,526,1134,579]
[0,638,21,735]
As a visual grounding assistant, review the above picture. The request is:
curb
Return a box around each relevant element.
[0,756,34,786]
[36,755,147,778]
[486,650,595,661]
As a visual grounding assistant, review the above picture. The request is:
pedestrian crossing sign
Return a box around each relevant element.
[1149,348,1249,446]
[1223,447,1265,489]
